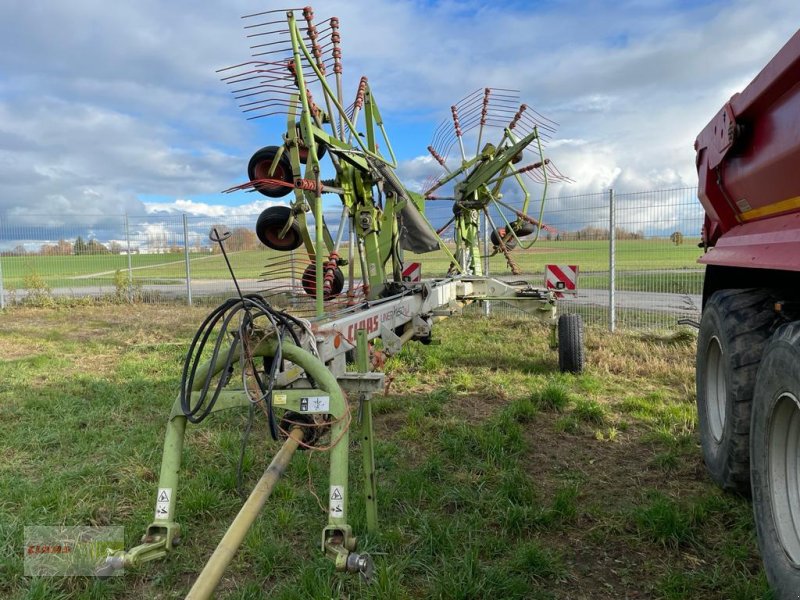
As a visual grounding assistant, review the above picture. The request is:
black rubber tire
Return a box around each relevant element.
[511,221,536,237]
[490,227,518,250]
[301,264,344,300]
[247,146,293,198]
[295,123,327,164]
[297,142,327,164]
[255,206,303,251]
[750,321,800,598]
[558,313,584,373]
[696,289,776,494]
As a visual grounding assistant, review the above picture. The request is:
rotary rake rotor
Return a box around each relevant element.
[218,5,445,316]
[424,88,572,276]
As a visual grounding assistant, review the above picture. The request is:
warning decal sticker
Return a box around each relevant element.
[154,488,172,520]
[329,485,344,517]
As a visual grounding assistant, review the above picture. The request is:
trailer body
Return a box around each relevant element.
[695,30,800,282]
[694,29,800,599]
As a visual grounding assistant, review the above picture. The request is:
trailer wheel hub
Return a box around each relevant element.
[704,335,726,443]
[768,391,800,565]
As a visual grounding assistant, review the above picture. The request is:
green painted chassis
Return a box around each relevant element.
[105,276,558,576]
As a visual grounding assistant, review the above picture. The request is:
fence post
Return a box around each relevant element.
[0,249,5,310]
[0,213,5,309]
[482,211,490,316]
[124,214,133,303]
[608,188,616,332]
[183,214,193,306]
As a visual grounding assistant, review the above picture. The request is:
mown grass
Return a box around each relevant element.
[0,305,769,599]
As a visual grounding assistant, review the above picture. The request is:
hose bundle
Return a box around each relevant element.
[179,293,308,440]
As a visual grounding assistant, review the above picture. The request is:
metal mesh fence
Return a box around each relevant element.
[0,187,705,329]
[493,186,704,330]
[610,187,703,329]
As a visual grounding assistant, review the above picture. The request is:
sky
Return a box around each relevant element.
[0,0,798,242]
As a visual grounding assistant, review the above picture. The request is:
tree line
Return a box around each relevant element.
[1,227,263,257]
[545,226,644,241]
[1,237,118,257]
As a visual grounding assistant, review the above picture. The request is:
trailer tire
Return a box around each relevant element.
[558,313,584,373]
[751,321,800,598]
[696,289,775,494]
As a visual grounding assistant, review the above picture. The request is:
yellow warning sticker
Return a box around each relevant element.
[273,393,287,405]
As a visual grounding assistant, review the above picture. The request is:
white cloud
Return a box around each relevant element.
[144,197,278,217]
[0,0,798,241]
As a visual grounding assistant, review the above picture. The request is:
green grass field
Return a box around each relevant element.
[0,253,207,290]
[581,271,705,294]
[0,305,769,599]
[1,239,703,293]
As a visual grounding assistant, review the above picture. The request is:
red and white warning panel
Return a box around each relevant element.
[402,262,422,282]
[545,264,579,295]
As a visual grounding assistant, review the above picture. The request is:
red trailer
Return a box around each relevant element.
[694,29,800,598]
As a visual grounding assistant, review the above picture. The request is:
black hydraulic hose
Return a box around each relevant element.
[179,294,303,439]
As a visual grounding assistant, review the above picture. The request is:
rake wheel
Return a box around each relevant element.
[256,206,303,251]
[248,146,293,198]
[302,264,344,300]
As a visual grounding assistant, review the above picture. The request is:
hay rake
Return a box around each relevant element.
[100,7,585,597]
[424,87,572,275]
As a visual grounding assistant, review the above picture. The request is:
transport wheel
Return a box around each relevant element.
[750,321,800,597]
[247,146,293,198]
[297,142,327,163]
[295,124,327,164]
[490,227,518,250]
[695,289,775,494]
[510,221,535,236]
[558,313,584,373]
[301,264,344,300]
[255,206,303,251]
